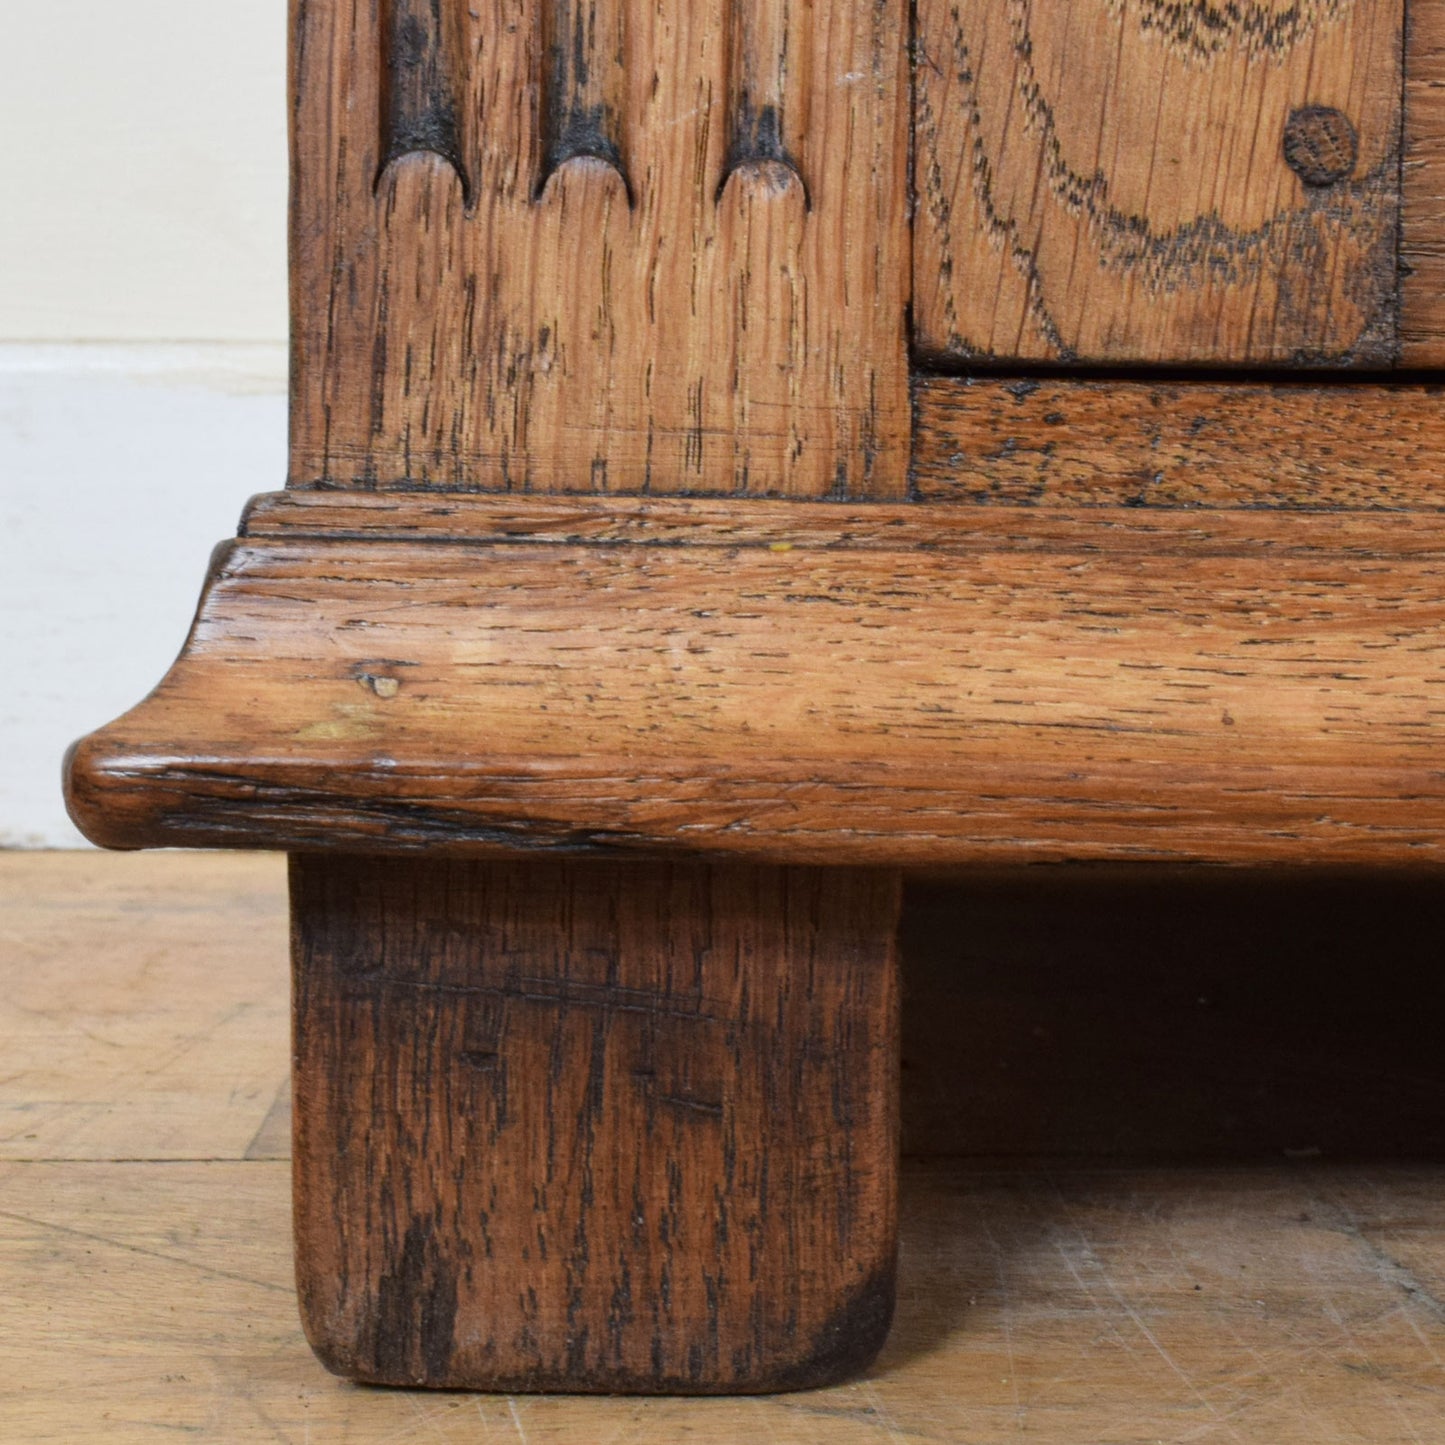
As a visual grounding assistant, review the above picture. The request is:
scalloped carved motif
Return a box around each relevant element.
[293,0,909,498]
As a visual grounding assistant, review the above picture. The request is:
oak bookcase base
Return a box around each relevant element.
[68,496,1445,868]
[290,855,901,1393]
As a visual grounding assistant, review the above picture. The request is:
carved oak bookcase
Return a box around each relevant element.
[66,0,1445,1395]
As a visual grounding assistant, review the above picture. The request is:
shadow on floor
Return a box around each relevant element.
[881,866,1445,1372]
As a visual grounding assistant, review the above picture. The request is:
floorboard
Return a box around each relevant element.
[3,851,1443,1442]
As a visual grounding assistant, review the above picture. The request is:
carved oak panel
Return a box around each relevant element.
[914,0,1405,367]
[290,0,910,497]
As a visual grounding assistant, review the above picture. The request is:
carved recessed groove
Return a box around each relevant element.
[719,0,808,205]
[538,0,632,203]
[377,0,472,204]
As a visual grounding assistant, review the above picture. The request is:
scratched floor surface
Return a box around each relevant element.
[3,851,1444,1443]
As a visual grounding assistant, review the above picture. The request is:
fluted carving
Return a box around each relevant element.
[539,0,631,201]
[719,0,808,204]
[293,0,910,497]
[377,0,471,203]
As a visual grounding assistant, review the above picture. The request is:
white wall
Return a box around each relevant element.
[0,3,288,341]
[0,4,288,846]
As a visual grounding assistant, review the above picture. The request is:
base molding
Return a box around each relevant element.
[66,497,1445,867]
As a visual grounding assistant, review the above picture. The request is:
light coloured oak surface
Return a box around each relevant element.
[4,851,1445,1441]
[914,0,1404,366]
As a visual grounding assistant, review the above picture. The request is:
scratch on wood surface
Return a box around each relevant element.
[370,1395,448,1445]
[1309,1185,1445,1326]
[859,1378,912,1442]
[243,1074,292,1160]
[0,1206,292,1295]
[1302,1281,1434,1445]
[1045,1177,1251,1443]
[237,1393,293,1445]
[977,1212,1025,1429]
[507,1399,530,1443]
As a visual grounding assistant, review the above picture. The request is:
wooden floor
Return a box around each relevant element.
[3,852,1445,1442]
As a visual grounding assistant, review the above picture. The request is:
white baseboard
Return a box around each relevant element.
[1,344,288,847]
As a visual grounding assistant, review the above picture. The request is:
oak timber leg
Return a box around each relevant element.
[289,856,902,1393]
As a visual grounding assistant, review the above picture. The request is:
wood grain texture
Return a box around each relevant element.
[914,0,1405,366]
[1404,0,1445,362]
[64,504,1445,866]
[290,0,909,496]
[291,856,900,1392]
[913,375,1445,508]
[286,372,1442,517]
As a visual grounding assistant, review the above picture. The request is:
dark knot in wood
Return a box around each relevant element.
[1283,105,1358,187]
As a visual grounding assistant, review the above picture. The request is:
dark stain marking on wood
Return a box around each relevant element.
[1284,105,1360,187]
[761,1260,898,1393]
[378,0,471,204]
[719,101,808,204]
[290,856,901,1391]
[369,1217,460,1384]
[538,0,631,203]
